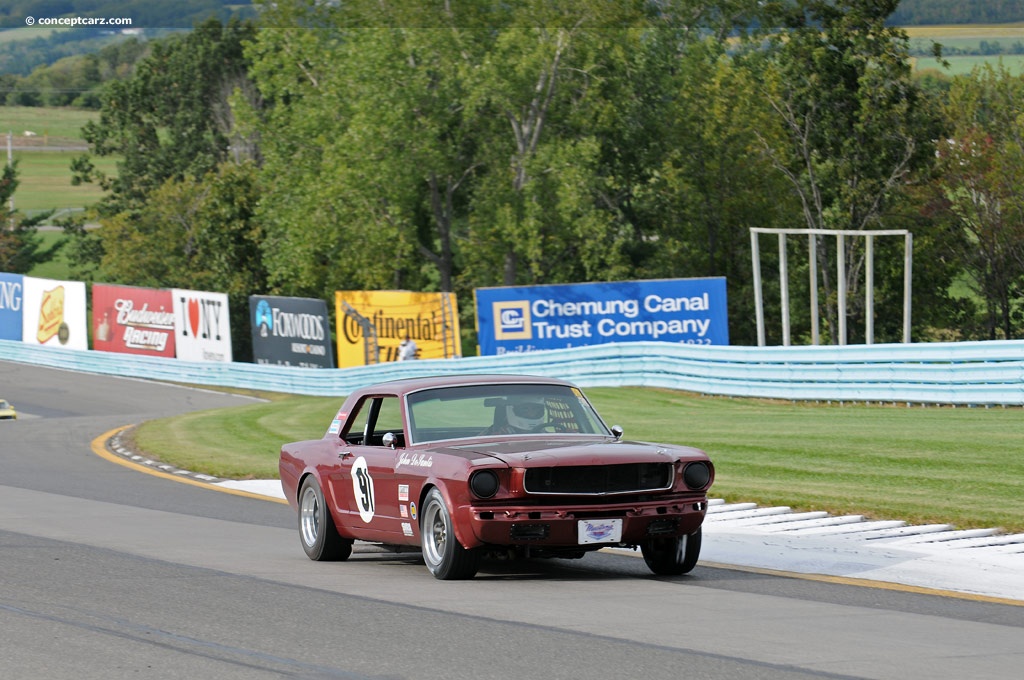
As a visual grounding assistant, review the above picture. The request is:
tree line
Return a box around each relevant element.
[5,0,1023,360]
[888,0,1024,26]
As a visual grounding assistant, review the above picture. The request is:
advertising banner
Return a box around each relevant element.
[334,290,461,368]
[474,278,729,355]
[0,272,23,341]
[171,288,232,362]
[92,283,176,357]
[250,295,334,368]
[20,276,88,350]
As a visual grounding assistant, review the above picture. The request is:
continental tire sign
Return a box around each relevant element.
[334,290,461,367]
[250,295,334,368]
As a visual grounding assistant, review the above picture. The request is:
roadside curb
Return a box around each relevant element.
[93,425,288,504]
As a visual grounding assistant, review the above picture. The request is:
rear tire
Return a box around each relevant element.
[642,527,701,575]
[298,476,353,561]
[421,488,480,579]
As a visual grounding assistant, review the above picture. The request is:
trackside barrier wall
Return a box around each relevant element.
[2,338,1023,405]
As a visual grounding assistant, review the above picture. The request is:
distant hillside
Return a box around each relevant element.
[889,0,1024,26]
[0,1,255,76]
[0,1,254,29]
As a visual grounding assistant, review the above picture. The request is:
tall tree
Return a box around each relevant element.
[641,40,798,345]
[67,16,261,286]
[247,0,663,298]
[751,0,935,343]
[0,162,58,273]
[934,64,1024,339]
[90,161,265,359]
[72,17,257,218]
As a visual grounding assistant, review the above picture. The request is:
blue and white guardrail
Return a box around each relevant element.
[2,338,1023,405]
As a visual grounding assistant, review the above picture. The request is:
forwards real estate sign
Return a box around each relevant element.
[474,278,728,355]
[250,295,334,368]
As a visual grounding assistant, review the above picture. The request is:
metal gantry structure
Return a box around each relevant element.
[750,228,913,346]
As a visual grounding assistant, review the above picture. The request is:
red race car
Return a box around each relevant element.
[279,374,714,579]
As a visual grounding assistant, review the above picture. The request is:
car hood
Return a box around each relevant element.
[441,437,706,467]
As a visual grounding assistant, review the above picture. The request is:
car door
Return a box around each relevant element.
[328,394,403,542]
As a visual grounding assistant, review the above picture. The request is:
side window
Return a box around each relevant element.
[343,396,404,447]
[375,397,403,438]
[342,399,369,445]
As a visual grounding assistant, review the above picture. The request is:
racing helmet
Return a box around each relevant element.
[507,398,546,431]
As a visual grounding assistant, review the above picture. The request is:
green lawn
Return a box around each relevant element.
[0,27,70,45]
[12,150,116,213]
[1,105,97,145]
[26,229,72,280]
[914,53,1024,76]
[905,23,1024,75]
[1,106,115,215]
[133,387,1024,533]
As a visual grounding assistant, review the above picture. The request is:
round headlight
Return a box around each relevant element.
[469,469,500,499]
[682,461,711,490]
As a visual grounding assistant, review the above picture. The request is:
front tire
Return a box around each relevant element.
[642,527,701,576]
[298,476,353,561]
[421,488,480,580]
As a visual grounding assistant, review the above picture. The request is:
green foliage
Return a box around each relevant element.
[59,17,265,358]
[889,0,1024,26]
[29,1,1024,350]
[2,38,151,107]
[0,161,59,272]
[77,161,265,359]
[933,63,1024,339]
[75,17,257,217]
[747,0,942,343]
[244,0,799,344]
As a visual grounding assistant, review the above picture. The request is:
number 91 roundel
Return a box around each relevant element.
[351,456,375,523]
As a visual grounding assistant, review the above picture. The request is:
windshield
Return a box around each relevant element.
[406,383,610,444]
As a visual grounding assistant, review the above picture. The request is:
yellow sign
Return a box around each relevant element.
[37,285,66,344]
[334,290,462,367]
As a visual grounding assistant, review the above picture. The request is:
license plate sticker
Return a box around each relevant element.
[577,518,623,544]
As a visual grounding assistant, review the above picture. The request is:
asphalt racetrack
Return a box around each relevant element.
[1,360,1022,679]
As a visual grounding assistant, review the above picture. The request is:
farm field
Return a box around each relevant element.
[912,52,1024,75]
[1,105,95,146]
[904,23,1024,74]
[1,106,114,215]
[11,150,116,213]
[0,26,68,44]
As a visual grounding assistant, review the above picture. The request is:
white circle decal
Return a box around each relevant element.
[351,456,375,523]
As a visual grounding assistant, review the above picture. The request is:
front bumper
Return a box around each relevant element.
[459,496,708,549]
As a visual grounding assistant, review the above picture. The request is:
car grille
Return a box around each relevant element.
[524,463,673,495]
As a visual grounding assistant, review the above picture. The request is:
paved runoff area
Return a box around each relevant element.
[218,478,1024,603]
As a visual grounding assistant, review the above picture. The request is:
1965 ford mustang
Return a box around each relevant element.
[279,374,714,579]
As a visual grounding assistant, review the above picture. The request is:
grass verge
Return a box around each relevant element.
[133,386,1024,533]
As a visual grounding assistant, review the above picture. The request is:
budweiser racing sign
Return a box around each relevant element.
[92,283,176,357]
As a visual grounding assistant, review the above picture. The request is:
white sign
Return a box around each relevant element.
[171,288,232,362]
[20,277,88,350]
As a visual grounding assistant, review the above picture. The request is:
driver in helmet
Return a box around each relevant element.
[485,398,547,434]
